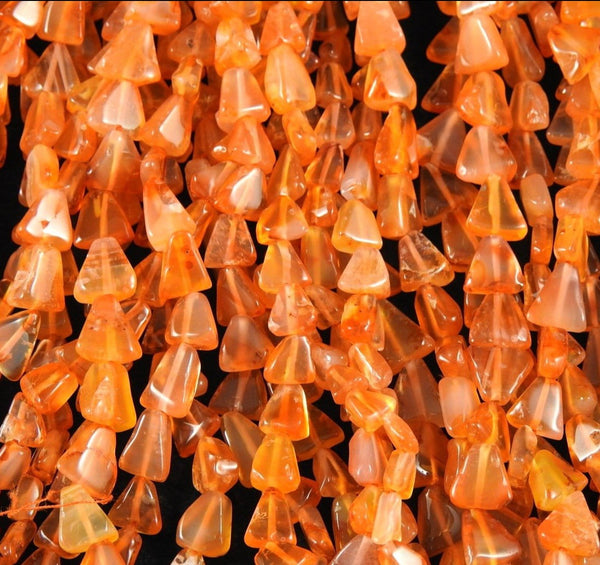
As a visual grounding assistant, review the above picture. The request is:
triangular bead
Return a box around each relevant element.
[461,510,521,563]
[355,1,405,58]
[466,174,527,240]
[398,230,454,292]
[0,310,40,381]
[245,489,296,548]
[378,299,435,373]
[506,377,564,440]
[456,126,517,184]
[119,408,172,482]
[166,292,218,350]
[469,293,531,349]
[204,214,257,268]
[143,180,196,252]
[192,436,239,493]
[264,335,316,385]
[455,14,508,73]
[109,476,162,535]
[529,449,587,512]
[338,246,391,298]
[259,384,309,441]
[73,237,136,303]
[251,433,301,494]
[158,231,211,302]
[73,190,134,249]
[79,362,137,433]
[137,94,195,158]
[526,262,587,332]
[455,70,512,132]
[38,1,85,45]
[140,343,201,418]
[258,240,312,294]
[417,109,467,174]
[464,235,524,294]
[176,492,232,557]
[76,294,142,363]
[88,20,160,84]
[264,43,315,115]
[212,116,276,173]
[86,79,145,136]
[216,267,265,326]
[259,1,305,55]
[363,48,416,111]
[268,284,318,337]
[58,484,118,554]
[5,244,65,312]
[219,315,273,372]
[332,199,382,253]
[216,67,270,132]
[538,491,600,556]
[449,444,512,509]
[426,16,459,64]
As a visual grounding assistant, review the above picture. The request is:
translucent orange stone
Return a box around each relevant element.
[363,49,416,111]
[251,433,301,493]
[177,491,232,557]
[212,116,276,173]
[355,1,405,58]
[461,510,522,564]
[470,346,533,405]
[166,292,218,350]
[332,199,382,253]
[507,377,564,440]
[158,231,211,301]
[510,81,550,132]
[245,488,296,548]
[374,104,418,177]
[315,60,354,108]
[140,343,201,418]
[20,361,77,415]
[109,476,162,535]
[88,20,160,84]
[268,284,318,337]
[264,43,316,114]
[464,235,524,294]
[260,1,305,54]
[6,244,65,312]
[13,188,72,251]
[469,293,531,349]
[259,384,310,441]
[538,491,600,556]
[119,408,172,482]
[58,484,118,554]
[258,240,313,294]
[79,362,136,433]
[378,299,435,373]
[143,180,196,252]
[0,309,40,381]
[263,334,316,385]
[526,262,587,332]
[76,294,142,363]
[456,126,517,184]
[548,23,599,85]
[138,93,195,158]
[219,315,273,372]
[192,436,238,493]
[456,71,512,133]
[454,13,508,74]
[448,443,512,509]
[216,267,265,325]
[398,230,454,291]
[73,237,136,304]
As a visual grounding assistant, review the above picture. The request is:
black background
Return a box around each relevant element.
[0,2,575,564]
